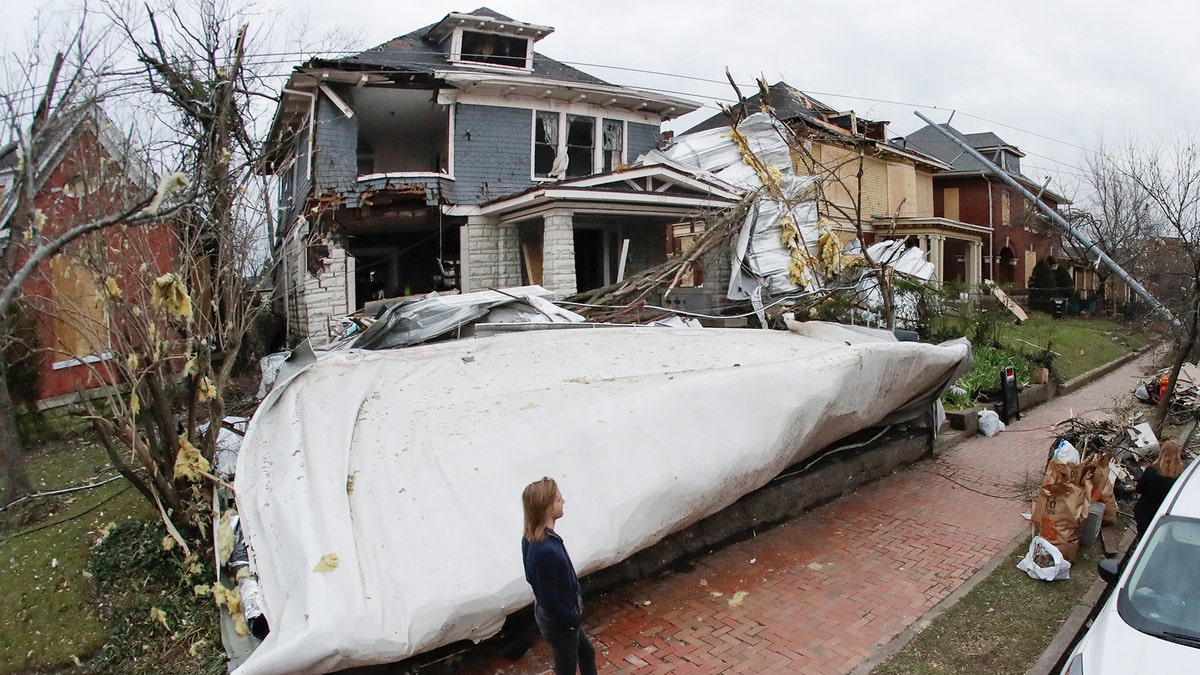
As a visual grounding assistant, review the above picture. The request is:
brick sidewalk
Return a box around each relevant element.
[471,353,1157,675]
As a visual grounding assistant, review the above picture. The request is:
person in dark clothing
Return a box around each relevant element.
[1135,440,1186,536]
[521,477,597,675]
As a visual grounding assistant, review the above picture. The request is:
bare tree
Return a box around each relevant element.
[71,0,281,546]
[1114,134,1200,433]
[0,10,189,507]
[1060,139,1158,313]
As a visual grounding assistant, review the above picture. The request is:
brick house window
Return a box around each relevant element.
[49,256,108,360]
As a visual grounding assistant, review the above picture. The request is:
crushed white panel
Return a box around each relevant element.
[853,240,936,328]
[233,325,970,675]
[651,114,824,302]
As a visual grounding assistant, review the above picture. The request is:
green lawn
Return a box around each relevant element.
[941,312,1153,408]
[0,440,153,672]
[998,313,1151,381]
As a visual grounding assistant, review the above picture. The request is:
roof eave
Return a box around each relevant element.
[437,71,701,119]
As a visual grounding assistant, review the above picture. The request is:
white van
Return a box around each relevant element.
[1061,454,1200,673]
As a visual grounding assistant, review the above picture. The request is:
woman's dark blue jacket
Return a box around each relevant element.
[522,528,582,629]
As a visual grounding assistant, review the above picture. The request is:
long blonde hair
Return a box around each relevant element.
[1157,440,1186,479]
[522,477,558,542]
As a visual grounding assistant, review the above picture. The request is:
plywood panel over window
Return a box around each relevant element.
[886,163,917,217]
[49,256,107,359]
[943,187,960,220]
[819,146,859,215]
[1002,191,1012,225]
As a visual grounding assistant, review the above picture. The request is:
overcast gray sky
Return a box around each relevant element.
[5,0,1195,201]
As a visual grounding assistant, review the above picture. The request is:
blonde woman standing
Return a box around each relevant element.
[521,478,598,675]
[1135,440,1187,536]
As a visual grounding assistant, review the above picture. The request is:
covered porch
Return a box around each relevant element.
[449,164,740,298]
[876,217,990,291]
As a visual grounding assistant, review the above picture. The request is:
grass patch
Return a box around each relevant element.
[0,439,223,674]
[0,440,152,672]
[942,312,1152,409]
[997,313,1150,382]
[874,517,1130,675]
[83,520,224,674]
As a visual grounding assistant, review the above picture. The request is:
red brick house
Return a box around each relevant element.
[1,108,175,412]
[903,124,1069,296]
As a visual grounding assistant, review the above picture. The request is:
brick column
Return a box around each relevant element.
[542,210,577,296]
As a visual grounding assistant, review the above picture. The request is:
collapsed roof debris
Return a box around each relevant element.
[232,324,970,674]
[573,112,936,325]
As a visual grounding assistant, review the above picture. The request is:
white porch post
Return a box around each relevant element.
[931,234,945,283]
[969,239,983,292]
[542,210,577,296]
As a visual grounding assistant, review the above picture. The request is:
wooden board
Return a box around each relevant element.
[992,285,1028,322]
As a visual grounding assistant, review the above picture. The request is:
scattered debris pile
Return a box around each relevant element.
[1025,416,1185,576]
[1135,362,1200,416]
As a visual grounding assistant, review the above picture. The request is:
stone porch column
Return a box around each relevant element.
[460,214,499,293]
[542,210,577,296]
[497,221,521,287]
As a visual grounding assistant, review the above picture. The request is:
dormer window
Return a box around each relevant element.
[427,12,553,73]
[460,31,528,68]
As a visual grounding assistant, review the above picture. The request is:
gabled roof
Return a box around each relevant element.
[686,82,850,136]
[902,123,1067,204]
[683,82,948,172]
[312,7,607,87]
[1,106,156,249]
[901,124,1025,172]
[446,162,741,220]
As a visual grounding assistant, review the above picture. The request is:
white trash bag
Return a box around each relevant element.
[1051,438,1080,464]
[978,409,1005,437]
[1017,536,1071,581]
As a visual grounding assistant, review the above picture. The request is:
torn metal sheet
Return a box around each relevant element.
[233,324,970,675]
[851,240,936,327]
[650,113,827,301]
[346,285,583,350]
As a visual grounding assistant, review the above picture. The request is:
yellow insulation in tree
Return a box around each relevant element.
[174,437,211,482]
[151,272,193,320]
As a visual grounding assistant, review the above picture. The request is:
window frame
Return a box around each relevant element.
[449,28,534,72]
[530,111,627,181]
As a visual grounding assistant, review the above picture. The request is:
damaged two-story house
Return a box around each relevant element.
[682,82,998,290]
[264,8,741,345]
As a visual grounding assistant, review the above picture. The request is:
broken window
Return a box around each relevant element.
[602,120,624,173]
[533,111,559,178]
[459,31,528,69]
[670,222,705,287]
[534,112,614,180]
[565,116,595,178]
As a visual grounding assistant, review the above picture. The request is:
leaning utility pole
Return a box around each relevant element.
[914,111,1179,330]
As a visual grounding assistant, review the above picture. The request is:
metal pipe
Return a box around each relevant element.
[914,111,1178,328]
